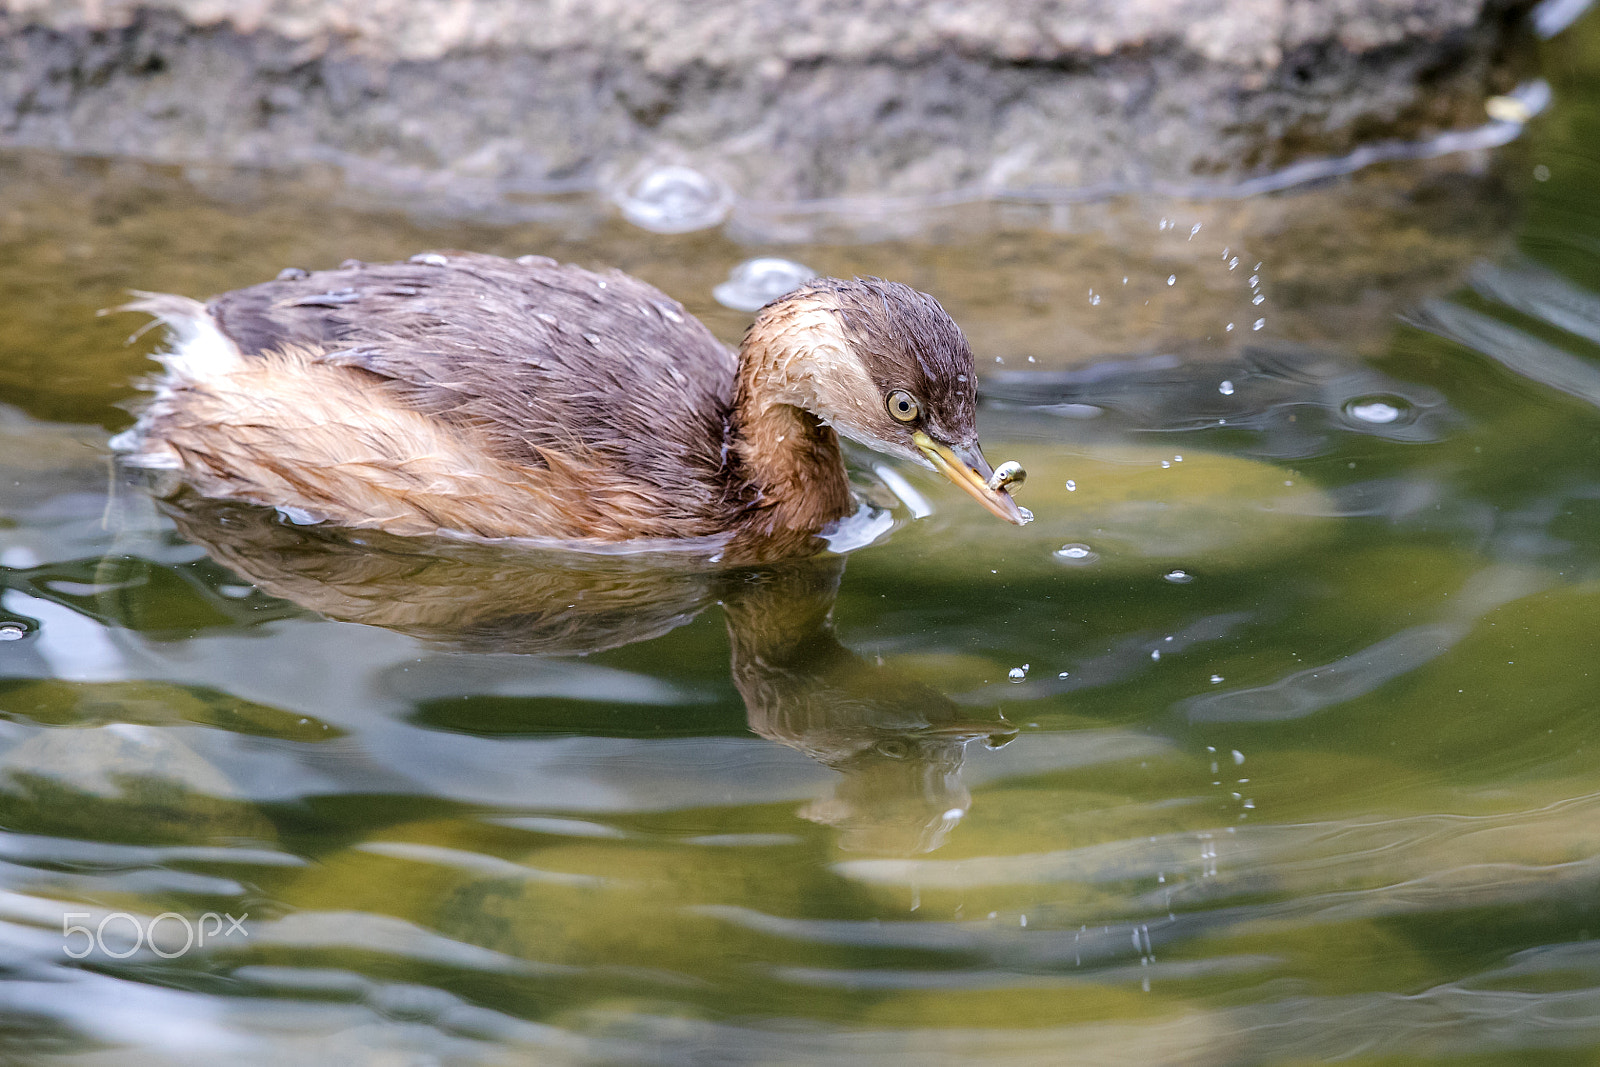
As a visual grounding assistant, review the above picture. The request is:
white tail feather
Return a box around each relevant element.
[113,292,241,383]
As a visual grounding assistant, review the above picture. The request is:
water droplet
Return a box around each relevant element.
[0,622,29,641]
[1189,223,1202,238]
[1090,293,1101,306]
[1232,750,1245,764]
[1225,323,1235,332]
[1252,294,1265,305]
[1053,543,1098,564]
[1065,480,1077,491]
[1343,395,1413,425]
[1167,274,1177,286]
[1219,380,1235,395]
[615,164,732,233]
[1210,674,1224,684]
[1228,257,1239,270]
[712,257,816,311]
[1252,318,1265,331]
[276,505,322,526]
[1174,455,1183,462]
[1151,649,1161,661]
[1164,570,1194,584]
[1160,460,1171,468]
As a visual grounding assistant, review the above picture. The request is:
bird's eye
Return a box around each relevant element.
[886,390,920,423]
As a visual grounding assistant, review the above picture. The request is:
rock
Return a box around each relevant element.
[0,0,1536,225]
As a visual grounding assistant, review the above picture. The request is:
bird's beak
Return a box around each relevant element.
[912,431,1029,525]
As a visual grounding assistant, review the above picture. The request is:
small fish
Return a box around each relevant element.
[987,460,1026,494]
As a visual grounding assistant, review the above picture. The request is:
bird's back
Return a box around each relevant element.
[119,253,746,541]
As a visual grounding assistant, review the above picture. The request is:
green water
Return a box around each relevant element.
[4,14,1600,1067]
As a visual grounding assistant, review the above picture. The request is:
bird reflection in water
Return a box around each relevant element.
[161,494,1017,854]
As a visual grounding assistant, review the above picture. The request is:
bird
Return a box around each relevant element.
[110,251,1028,557]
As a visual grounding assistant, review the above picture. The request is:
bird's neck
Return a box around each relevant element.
[731,327,854,537]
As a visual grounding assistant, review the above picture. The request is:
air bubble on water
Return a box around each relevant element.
[1160,460,1171,468]
[1343,395,1411,425]
[1174,455,1183,462]
[1189,223,1202,239]
[1252,294,1265,305]
[713,257,817,311]
[1210,674,1224,684]
[1065,480,1076,491]
[1058,671,1070,678]
[1090,293,1101,306]
[1159,217,1170,230]
[1225,323,1235,332]
[1122,276,1129,285]
[1164,570,1193,584]
[995,356,1004,363]
[1167,275,1177,286]
[1219,380,1235,395]
[1151,649,1161,661]
[0,623,28,641]
[615,164,732,233]
[1009,665,1029,681]
[1027,355,1036,362]
[1232,750,1245,764]
[1229,257,1239,270]
[1053,543,1097,564]
[1252,318,1265,331]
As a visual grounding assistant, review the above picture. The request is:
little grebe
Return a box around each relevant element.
[112,252,1026,550]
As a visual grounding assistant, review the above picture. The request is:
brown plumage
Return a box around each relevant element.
[113,252,1025,555]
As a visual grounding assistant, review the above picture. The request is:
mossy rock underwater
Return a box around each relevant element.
[872,443,1336,575]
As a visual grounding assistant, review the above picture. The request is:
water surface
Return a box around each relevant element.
[3,13,1600,1066]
